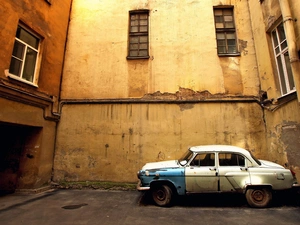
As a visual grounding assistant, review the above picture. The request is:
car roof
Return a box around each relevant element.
[189,145,251,156]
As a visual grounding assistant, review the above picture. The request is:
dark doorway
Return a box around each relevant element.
[0,123,40,195]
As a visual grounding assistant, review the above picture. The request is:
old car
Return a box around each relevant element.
[137,145,298,208]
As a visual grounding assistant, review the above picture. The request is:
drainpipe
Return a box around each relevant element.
[278,0,300,102]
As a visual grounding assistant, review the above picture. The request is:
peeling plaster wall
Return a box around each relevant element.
[53,102,265,182]
[61,0,260,99]
[248,0,300,180]
[56,0,271,183]
[264,100,300,180]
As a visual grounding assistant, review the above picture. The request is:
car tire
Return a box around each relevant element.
[245,188,272,208]
[152,184,173,207]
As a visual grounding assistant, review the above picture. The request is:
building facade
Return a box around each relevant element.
[248,0,300,178]
[1,0,299,192]
[0,0,72,192]
[53,0,300,183]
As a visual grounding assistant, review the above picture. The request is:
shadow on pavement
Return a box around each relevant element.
[139,189,300,208]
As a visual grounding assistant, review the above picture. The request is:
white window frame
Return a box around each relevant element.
[271,23,295,96]
[6,25,41,87]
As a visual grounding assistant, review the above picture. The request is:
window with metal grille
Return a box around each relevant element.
[271,23,295,95]
[127,10,149,59]
[213,7,238,56]
[8,25,40,85]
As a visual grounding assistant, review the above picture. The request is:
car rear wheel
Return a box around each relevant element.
[245,188,272,208]
[152,184,173,207]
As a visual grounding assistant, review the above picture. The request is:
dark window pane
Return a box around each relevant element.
[227,39,236,46]
[218,46,226,54]
[223,9,233,16]
[225,22,234,28]
[272,31,278,47]
[9,58,22,76]
[228,46,237,53]
[130,26,138,32]
[23,47,37,82]
[140,26,148,32]
[12,41,25,59]
[284,52,295,90]
[224,15,233,22]
[140,36,148,42]
[17,26,39,49]
[130,37,139,43]
[281,40,287,50]
[215,16,223,23]
[277,23,286,43]
[277,56,287,94]
[140,20,148,25]
[217,40,226,46]
[130,44,139,50]
[139,14,147,20]
[129,51,138,57]
[139,43,148,49]
[139,50,148,56]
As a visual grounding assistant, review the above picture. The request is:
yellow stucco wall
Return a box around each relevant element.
[55,0,300,183]
[54,102,265,182]
[61,0,260,99]
[248,0,300,180]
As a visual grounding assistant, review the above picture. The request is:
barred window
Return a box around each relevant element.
[127,10,149,59]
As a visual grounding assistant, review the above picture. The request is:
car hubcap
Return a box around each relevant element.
[156,190,166,200]
[252,190,264,202]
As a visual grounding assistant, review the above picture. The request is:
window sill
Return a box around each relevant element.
[126,56,150,60]
[277,90,297,103]
[4,70,38,88]
[218,53,241,57]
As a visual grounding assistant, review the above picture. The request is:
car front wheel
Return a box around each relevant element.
[152,184,173,207]
[246,188,272,208]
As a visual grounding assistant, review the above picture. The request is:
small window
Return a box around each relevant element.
[213,7,238,56]
[271,23,295,95]
[219,153,245,166]
[127,10,149,59]
[190,153,215,167]
[8,25,41,85]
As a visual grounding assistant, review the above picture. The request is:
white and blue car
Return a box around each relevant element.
[137,145,298,207]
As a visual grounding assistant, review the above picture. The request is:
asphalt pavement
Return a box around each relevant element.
[0,189,299,225]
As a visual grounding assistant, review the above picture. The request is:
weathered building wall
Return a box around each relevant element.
[54,102,265,182]
[60,0,259,99]
[0,0,71,191]
[248,0,300,180]
[54,0,269,183]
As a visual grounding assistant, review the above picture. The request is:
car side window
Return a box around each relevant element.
[190,153,215,167]
[219,153,245,166]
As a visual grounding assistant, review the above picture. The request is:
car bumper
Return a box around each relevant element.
[137,180,150,191]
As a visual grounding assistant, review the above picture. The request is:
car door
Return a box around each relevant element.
[217,152,251,192]
[185,153,219,192]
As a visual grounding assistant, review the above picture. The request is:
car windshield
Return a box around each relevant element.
[178,149,193,166]
[250,152,261,165]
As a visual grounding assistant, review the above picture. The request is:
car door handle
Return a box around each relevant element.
[240,167,248,171]
[209,167,216,171]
